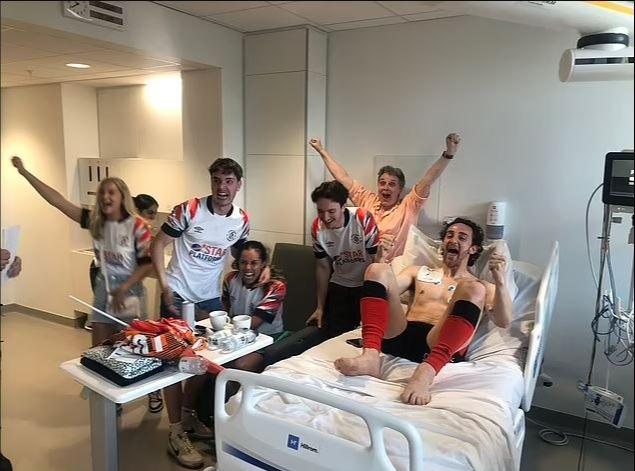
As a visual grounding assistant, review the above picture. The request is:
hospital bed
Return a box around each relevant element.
[213,242,560,471]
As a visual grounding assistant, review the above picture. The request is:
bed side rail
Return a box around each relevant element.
[522,241,560,412]
[215,369,424,471]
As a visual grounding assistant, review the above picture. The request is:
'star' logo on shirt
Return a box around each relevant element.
[189,243,226,262]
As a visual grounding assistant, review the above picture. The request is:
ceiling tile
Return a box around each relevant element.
[209,5,307,32]
[279,1,394,25]
[1,28,108,55]
[3,55,129,78]
[0,72,28,82]
[155,1,268,16]
[403,10,461,21]
[1,64,71,79]
[326,16,406,31]
[74,51,179,69]
[1,44,60,63]
[377,1,448,15]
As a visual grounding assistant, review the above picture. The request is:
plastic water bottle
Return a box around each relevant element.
[178,356,208,375]
[182,301,196,329]
[221,329,258,353]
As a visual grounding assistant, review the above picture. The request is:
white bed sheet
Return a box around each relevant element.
[241,330,524,471]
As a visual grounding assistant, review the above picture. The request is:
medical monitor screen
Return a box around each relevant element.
[603,152,634,207]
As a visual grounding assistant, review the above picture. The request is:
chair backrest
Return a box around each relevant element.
[271,243,317,332]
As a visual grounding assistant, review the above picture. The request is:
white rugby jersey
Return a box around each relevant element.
[162,196,250,302]
[311,207,379,288]
[222,271,285,336]
[80,209,152,277]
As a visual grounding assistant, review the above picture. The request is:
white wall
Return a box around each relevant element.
[327,17,634,427]
[244,27,327,252]
[97,81,183,160]
[181,69,224,201]
[61,83,99,251]
[1,85,76,318]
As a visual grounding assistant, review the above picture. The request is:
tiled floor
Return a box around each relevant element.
[1,311,633,471]
[521,418,633,471]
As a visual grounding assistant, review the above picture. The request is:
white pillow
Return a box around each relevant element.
[401,225,519,300]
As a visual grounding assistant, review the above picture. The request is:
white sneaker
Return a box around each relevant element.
[182,409,214,441]
[167,432,204,469]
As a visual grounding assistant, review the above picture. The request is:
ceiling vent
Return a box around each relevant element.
[62,1,125,31]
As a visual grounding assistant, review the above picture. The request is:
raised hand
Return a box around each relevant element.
[488,253,507,286]
[445,133,461,156]
[7,256,22,278]
[309,138,324,153]
[11,156,25,174]
[1,249,10,272]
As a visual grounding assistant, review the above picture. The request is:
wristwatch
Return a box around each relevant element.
[442,151,454,160]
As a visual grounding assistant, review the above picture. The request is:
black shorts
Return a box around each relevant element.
[381,321,466,364]
[322,283,363,339]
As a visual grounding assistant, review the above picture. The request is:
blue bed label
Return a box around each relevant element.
[287,434,319,454]
[287,435,300,450]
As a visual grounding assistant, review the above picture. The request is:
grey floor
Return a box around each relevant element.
[1,311,633,471]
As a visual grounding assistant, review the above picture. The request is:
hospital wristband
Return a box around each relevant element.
[442,151,454,160]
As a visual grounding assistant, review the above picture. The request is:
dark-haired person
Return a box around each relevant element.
[309,134,461,263]
[334,218,513,406]
[133,193,159,222]
[222,240,288,373]
[197,240,289,425]
[150,158,251,469]
[307,181,380,339]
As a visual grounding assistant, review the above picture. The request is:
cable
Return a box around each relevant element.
[525,417,634,453]
[585,183,603,288]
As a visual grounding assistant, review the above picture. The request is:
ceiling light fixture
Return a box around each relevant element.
[66,63,91,69]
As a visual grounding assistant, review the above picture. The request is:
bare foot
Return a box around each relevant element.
[400,362,436,405]
[334,349,381,377]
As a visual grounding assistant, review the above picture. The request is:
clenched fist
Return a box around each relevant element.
[488,253,507,286]
[309,138,324,153]
[445,133,461,156]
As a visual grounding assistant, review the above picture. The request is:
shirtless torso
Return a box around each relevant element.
[403,266,495,325]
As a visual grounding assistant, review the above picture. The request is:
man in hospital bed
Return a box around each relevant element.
[335,217,513,406]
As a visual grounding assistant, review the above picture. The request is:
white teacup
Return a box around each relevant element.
[209,310,229,330]
[232,315,252,330]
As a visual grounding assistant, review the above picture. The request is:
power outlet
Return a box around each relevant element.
[582,385,625,428]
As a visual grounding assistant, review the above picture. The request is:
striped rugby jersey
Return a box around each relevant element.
[222,271,286,336]
[311,207,379,288]
[80,209,152,277]
[162,196,250,302]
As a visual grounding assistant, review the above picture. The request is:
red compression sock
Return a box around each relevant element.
[425,300,481,374]
[360,281,389,351]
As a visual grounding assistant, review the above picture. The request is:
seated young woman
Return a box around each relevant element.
[222,240,288,373]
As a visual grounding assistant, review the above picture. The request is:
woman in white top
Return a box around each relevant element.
[11,157,154,346]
